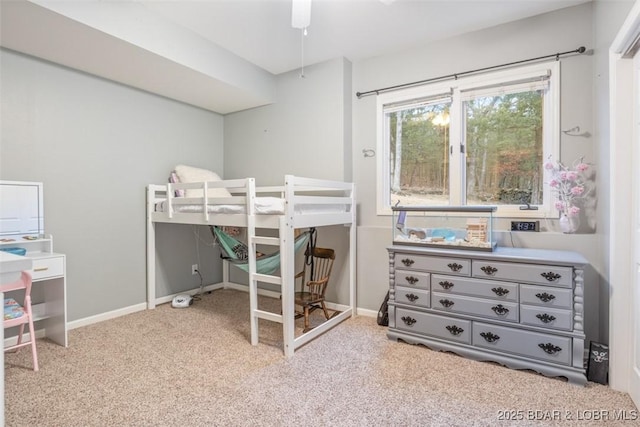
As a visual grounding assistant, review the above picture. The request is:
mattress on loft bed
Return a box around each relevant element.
[155,197,348,215]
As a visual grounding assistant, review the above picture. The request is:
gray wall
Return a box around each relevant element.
[351,3,603,342]
[0,48,225,321]
[224,57,351,184]
[224,57,353,304]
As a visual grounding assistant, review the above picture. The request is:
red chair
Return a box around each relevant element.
[3,271,38,371]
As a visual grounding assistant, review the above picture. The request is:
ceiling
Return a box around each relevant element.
[0,0,590,114]
[140,0,589,75]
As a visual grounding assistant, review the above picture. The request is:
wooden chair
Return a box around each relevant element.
[294,247,335,332]
[3,271,38,371]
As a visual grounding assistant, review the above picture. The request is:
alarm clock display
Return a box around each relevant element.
[511,221,540,232]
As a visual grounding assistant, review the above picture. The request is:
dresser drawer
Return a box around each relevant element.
[395,308,471,344]
[520,284,573,309]
[432,292,519,322]
[431,274,518,302]
[30,255,64,281]
[520,305,573,331]
[395,286,430,308]
[472,260,573,287]
[394,269,430,290]
[395,254,470,276]
[473,322,572,365]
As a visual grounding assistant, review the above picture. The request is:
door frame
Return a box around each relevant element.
[610,0,640,407]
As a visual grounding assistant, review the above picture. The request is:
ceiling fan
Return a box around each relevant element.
[290,0,395,77]
[291,0,397,30]
[291,0,311,30]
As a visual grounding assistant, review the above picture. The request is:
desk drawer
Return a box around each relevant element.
[30,256,64,280]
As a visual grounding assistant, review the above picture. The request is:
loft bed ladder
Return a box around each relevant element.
[246,216,300,356]
[243,179,299,356]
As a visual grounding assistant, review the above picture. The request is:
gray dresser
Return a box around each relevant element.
[387,245,588,385]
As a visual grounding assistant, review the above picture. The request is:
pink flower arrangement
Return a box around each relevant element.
[545,157,590,218]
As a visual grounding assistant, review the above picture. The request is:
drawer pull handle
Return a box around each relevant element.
[446,325,464,336]
[480,265,498,275]
[401,258,415,267]
[405,293,419,302]
[447,263,463,272]
[535,292,556,303]
[401,316,416,326]
[438,281,454,290]
[536,313,557,324]
[405,276,419,285]
[541,271,561,282]
[491,304,510,316]
[480,332,500,343]
[33,267,49,272]
[491,287,509,296]
[439,299,455,308]
[538,343,562,355]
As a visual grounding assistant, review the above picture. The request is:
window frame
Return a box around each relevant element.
[376,61,560,217]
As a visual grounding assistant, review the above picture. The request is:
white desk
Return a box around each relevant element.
[0,251,33,283]
[0,237,67,347]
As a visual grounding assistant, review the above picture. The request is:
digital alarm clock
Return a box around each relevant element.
[510,221,540,232]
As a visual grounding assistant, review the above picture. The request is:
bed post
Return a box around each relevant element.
[222,259,230,286]
[280,222,296,358]
[247,178,259,346]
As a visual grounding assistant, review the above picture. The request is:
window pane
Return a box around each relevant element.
[388,101,451,206]
[464,90,544,206]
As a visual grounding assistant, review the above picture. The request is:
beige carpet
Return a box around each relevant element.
[5,289,638,426]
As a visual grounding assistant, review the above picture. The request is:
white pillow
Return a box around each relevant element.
[174,165,232,198]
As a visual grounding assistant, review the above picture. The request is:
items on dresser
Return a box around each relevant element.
[387,244,588,385]
[392,205,497,251]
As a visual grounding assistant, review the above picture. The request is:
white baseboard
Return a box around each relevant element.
[354,307,378,318]
[68,302,148,330]
[65,281,376,332]
[150,282,225,307]
[3,331,42,347]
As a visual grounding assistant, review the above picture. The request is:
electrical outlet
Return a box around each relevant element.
[191,264,198,275]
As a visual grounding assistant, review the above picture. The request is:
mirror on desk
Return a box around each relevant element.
[0,181,44,238]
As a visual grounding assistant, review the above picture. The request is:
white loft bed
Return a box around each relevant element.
[146,175,356,357]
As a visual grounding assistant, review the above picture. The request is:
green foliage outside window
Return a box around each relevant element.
[388,90,543,207]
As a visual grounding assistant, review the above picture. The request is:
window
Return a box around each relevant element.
[377,62,559,217]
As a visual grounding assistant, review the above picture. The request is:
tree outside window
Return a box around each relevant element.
[378,62,558,217]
